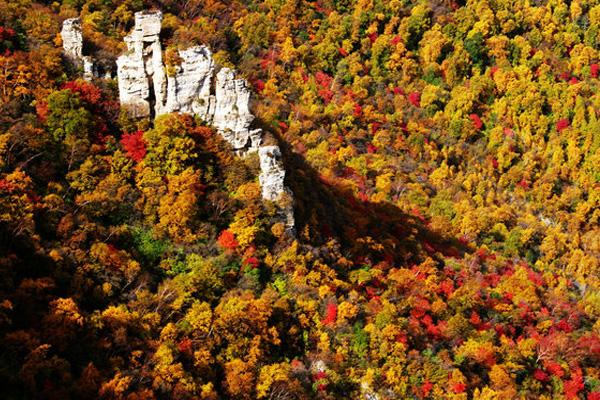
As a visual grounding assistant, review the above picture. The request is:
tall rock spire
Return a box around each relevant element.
[116,11,167,118]
[61,18,96,81]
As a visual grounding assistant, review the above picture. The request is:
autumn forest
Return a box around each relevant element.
[0,0,599,398]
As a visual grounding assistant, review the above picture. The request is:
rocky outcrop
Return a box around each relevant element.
[259,146,295,230]
[61,18,83,63]
[82,57,96,81]
[118,11,265,153]
[61,18,96,81]
[160,50,262,152]
[258,146,286,202]
[213,68,263,152]
[164,46,214,118]
[116,11,167,118]
[116,10,294,232]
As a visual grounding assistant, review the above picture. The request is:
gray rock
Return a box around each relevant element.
[116,11,166,118]
[163,46,215,118]
[61,18,83,63]
[83,56,96,81]
[259,146,295,231]
[259,146,287,202]
[61,18,96,81]
[213,68,261,152]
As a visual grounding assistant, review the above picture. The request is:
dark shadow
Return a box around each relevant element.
[261,127,470,268]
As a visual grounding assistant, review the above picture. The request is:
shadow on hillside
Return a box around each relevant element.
[273,137,469,266]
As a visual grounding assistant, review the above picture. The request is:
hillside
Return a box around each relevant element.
[0,0,599,399]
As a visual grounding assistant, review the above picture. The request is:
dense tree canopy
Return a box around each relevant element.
[0,0,599,399]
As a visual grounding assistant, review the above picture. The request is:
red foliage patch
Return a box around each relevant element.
[469,114,483,130]
[313,370,327,381]
[322,303,337,326]
[371,122,381,133]
[556,319,573,332]
[259,57,274,71]
[533,368,549,382]
[0,179,14,192]
[254,79,265,92]
[421,381,433,398]
[563,368,584,399]
[338,47,348,57]
[367,32,378,43]
[556,118,570,132]
[315,71,333,88]
[470,311,482,327]
[591,63,599,78]
[544,361,564,378]
[35,101,49,123]
[120,131,146,162]
[408,91,421,107]
[243,257,260,269]
[217,230,238,250]
[411,207,426,222]
[0,27,16,40]
[290,359,304,370]
[411,298,431,319]
[62,80,103,106]
[438,279,454,297]
[451,382,466,394]
[318,88,334,103]
[577,333,600,356]
[527,270,543,286]
[177,338,193,354]
[517,178,529,189]
[503,127,515,137]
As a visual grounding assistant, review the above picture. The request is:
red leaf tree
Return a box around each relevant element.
[120,131,146,162]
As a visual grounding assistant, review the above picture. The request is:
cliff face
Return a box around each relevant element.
[61,18,83,63]
[60,18,95,80]
[164,46,214,118]
[96,10,293,231]
[212,68,262,153]
[259,146,295,230]
[116,11,166,118]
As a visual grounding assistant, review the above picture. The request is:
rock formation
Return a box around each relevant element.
[259,146,295,230]
[259,146,287,202]
[212,68,263,152]
[61,18,83,63]
[116,10,294,232]
[116,11,167,118]
[61,18,96,81]
[164,46,214,118]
